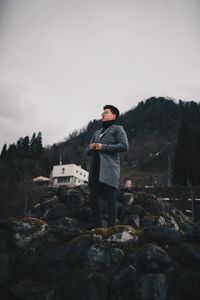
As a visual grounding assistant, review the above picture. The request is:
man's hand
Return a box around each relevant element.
[94,143,102,150]
[90,143,102,150]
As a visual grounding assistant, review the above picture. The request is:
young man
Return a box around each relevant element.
[87,105,129,228]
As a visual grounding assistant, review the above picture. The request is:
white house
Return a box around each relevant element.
[33,176,50,186]
[50,164,89,186]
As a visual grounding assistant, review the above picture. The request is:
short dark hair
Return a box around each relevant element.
[103,105,120,119]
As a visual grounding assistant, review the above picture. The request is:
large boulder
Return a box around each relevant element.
[60,189,86,209]
[172,269,200,299]
[143,224,183,245]
[11,279,54,300]
[14,217,48,248]
[110,264,137,299]
[0,253,12,286]
[129,243,174,273]
[86,243,124,272]
[133,273,168,300]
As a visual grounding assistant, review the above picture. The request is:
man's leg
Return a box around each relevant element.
[89,184,102,228]
[103,184,118,227]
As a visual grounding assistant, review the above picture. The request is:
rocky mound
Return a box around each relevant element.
[0,185,200,300]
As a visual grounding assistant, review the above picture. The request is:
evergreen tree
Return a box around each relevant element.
[16,137,24,158]
[172,121,199,186]
[30,132,43,159]
[30,132,37,158]
[6,144,17,160]
[0,144,7,160]
[22,136,30,157]
[36,132,43,158]
[52,143,60,165]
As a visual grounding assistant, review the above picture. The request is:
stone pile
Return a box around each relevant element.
[0,185,200,300]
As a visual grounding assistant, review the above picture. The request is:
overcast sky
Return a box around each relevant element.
[0,0,199,149]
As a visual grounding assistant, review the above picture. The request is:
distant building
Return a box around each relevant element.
[33,176,50,186]
[50,164,89,186]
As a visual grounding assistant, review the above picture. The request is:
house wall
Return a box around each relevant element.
[51,164,89,186]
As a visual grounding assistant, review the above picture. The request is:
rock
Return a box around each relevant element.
[156,216,166,226]
[117,203,129,223]
[130,205,146,218]
[31,244,73,281]
[174,269,200,299]
[134,193,166,216]
[92,225,139,248]
[42,202,70,221]
[59,271,108,300]
[0,229,12,252]
[177,242,200,268]
[133,273,168,300]
[143,225,183,245]
[107,230,139,247]
[141,215,156,226]
[110,264,137,298]
[82,273,108,300]
[74,206,93,224]
[171,207,191,225]
[119,192,135,207]
[86,244,124,271]
[50,216,76,226]
[31,195,59,217]
[156,213,179,230]
[129,243,174,272]
[15,249,42,278]
[14,217,48,248]
[1,186,199,300]
[0,253,12,286]
[0,218,14,230]
[54,185,70,196]
[185,221,200,243]
[92,233,103,243]
[178,222,193,235]
[42,187,58,199]
[11,279,54,300]
[47,217,84,242]
[60,189,86,209]
[66,237,92,266]
[127,214,140,228]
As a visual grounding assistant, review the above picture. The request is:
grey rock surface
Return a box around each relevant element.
[0,186,198,300]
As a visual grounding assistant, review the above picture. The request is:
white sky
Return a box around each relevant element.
[0,0,199,148]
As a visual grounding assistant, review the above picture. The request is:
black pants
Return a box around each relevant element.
[89,181,118,228]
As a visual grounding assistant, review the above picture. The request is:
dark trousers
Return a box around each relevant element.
[89,181,118,228]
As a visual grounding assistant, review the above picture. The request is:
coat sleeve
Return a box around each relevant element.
[100,126,129,153]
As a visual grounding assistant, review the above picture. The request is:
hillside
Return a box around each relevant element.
[1,97,200,217]
[50,97,200,186]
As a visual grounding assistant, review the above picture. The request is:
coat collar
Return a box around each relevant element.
[95,124,116,142]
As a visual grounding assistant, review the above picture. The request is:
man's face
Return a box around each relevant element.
[101,108,116,121]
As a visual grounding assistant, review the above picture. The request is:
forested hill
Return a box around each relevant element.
[47,97,200,187]
[1,97,200,188]
[1,97,200,217]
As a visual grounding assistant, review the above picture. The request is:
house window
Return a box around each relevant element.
[62,168,65,174]
[57,176,70,183]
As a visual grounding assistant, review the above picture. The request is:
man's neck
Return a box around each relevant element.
[101,119,116,131]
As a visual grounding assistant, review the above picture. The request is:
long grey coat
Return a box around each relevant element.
[87,124,129,189]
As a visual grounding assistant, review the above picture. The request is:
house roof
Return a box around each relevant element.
[33,176,50,182]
